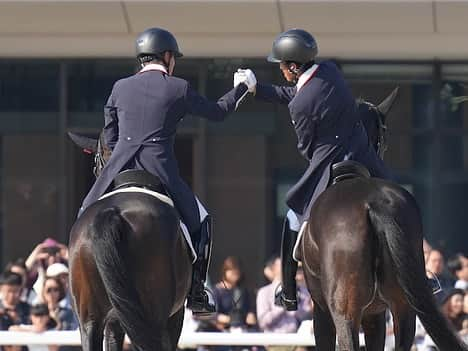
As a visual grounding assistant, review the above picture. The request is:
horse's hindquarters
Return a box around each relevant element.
[69,194,193,351]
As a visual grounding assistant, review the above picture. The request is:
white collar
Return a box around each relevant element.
[139,63,168,74]
[296,64,319,92]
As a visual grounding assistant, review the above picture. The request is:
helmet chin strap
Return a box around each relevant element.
[288,64,300,84]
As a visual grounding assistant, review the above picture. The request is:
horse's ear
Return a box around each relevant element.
[377,87,399,116]
[68,132,98,154]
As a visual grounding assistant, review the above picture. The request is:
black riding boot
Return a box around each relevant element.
[274,217,299,311]
[187,216,216,317]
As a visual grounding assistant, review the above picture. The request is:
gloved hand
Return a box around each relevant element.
[234,68,257,93]
[233,70,245,88]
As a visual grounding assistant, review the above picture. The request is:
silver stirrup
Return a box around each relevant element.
[426,270,442,295]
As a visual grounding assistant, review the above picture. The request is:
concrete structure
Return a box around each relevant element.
[0,1,468,59]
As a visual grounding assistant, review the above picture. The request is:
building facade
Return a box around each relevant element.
[1,58,467,287]
[1,1,468,287]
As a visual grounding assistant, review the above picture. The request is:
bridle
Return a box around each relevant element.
[363,101,388,160]
[93,133,110,178]
[375,108,388,160]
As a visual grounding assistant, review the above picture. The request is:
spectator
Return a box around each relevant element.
[447,254,468,290]
[256,256,300,351]
[38,276,77,330]
[46,263,73,309]
[263,256,277,284]
[26,238,69,301]
[423,239,432,263]
[440,288,466,332]
[425,249,453,291]
[413,316,428,351]
[9,303,58,351]
[464,292,468,315]
[212,256,256,333]
[3,259,34,304]
[294,264,313,325]
[462,317,468,346]
[0,272,30,330]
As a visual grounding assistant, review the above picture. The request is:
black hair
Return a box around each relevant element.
[30,303,57,329]
[0,272,23,286]
[447,254,466,276]
[4,258,27,273]
[264,254,280,268]
[138,52,173,68]
[138,54,162,65]
[30,303,49,316]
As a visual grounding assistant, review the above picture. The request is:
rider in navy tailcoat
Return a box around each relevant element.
[235,29,392,311]
[79,28,248,316]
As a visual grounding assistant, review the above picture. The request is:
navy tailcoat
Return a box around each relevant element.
[79,67,248,232]
[255,60,391,217]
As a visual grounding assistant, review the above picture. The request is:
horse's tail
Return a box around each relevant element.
[91,207,161,351]
[367,202,467,351]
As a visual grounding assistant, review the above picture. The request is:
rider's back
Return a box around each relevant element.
[112,71,188,143]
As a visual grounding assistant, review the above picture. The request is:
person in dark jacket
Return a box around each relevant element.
[235,29,392,311]
[78,27,252,316]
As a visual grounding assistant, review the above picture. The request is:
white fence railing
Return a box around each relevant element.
[0,331,368,348]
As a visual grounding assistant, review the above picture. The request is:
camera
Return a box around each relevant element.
[42,246,60,256]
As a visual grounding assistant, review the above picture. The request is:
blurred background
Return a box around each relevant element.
[0,1,467,290]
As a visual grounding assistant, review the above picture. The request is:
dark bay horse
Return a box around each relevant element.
[68,133,192,351]
[298,89,467,351]
[299,91,467,351]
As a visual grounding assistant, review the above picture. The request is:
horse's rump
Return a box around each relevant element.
[69,193,192,351]
[302,178,467,351]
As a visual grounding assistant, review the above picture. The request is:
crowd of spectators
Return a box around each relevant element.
[185,241,467,351]
[413,244,468,351]
[0,237,78,351]
[0,236,466,351]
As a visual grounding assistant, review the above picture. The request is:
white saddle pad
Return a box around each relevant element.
[99,186,203,263]
[293,221,308,262]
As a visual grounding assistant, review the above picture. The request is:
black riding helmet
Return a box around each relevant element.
[136,27,183,64]
[267,29,318,64]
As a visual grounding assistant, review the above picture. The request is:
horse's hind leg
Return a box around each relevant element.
[80,319,104,351]
[313,303,337,351]
[104,313,125,351]
[324,271,370,350]
[361,312,386,351]
[326,271,371,350]
[71,267,106,351]
[167,307,185,351]
[391,302,416,351]
[332,314,361,351]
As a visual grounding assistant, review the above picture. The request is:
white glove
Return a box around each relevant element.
[235,68,257,93]
[233,71,245,88]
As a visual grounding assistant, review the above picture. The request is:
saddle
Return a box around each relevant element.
[330,160,371,185]
[113,169,168,195]
[108,169,197,263]
[293,160,371,262]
